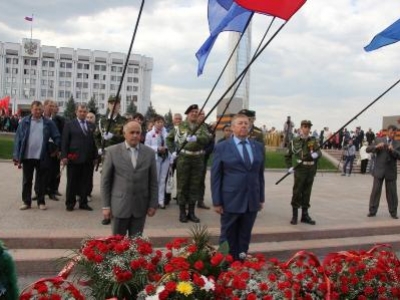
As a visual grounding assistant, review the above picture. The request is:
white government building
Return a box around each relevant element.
[0,38,153,115]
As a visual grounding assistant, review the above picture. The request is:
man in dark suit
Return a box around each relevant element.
[366,125,400,219]
[211,113,265,260]
[101,120,158,236]
[61,104,98,211]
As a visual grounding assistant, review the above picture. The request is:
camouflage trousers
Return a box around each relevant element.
[176,154,205,205]
[291,166,316,209]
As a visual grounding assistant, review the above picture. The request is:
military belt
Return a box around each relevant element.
[181,150,205,156]
[297,160,314,166]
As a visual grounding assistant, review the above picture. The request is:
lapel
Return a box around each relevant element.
[74,119,86,136]
[230,138,252,170]
[120,143,135,171]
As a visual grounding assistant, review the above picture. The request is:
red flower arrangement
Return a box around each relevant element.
[137,225,232,299]
[323,244,400,299]
[68,235,164,299]
[19,276,84,300]
[214,251,328,299]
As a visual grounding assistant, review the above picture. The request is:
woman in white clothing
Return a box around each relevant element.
[145,115,170,208]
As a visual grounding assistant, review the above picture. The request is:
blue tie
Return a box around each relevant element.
[240,140,252,168]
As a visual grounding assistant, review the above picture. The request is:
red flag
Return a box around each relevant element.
[234,0,306,21]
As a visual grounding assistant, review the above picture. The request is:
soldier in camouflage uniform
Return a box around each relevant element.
[94,96,127,225]
[166,104,210,223]
[285,120,322,225]
[238,109,265,144]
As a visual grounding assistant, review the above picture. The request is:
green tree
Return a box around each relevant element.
[126,100,137,116]
[164,109,173,130]
[87,95,99,118]
[64,96,76,120]
[145,101,157,122]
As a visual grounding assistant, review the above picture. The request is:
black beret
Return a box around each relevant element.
[185,104,199,114]
[237,109,255,117]
[300,120,313,127]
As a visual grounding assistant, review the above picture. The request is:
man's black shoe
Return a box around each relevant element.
[102,219,111,225]
[55,191,62,196]
[48,194,59,201]
[32,195,38,201]
[391,214,399,219]
[300,216,316,225]
[158,204,166,209]
[79,205,93,211]
[66,207,74,211]
[367,213,376,217]
[197,203,210,210]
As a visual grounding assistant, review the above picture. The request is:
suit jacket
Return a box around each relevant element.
[101,142,158,218]
[211,137,265,213]
[61,119,97,164]
[366,137,400,180]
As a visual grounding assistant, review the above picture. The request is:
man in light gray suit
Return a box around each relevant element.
[101,120,158,236]
[367,125,400,219]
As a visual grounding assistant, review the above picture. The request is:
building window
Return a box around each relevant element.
[66,62,72,68]
[58,91,65,98]
[93,83,99,89]
[60,62,65,68]
[12,68,18,74]
[100,84,106,90]
[42,61,48,67]
[24,59,30,65]
[65,81,71,88]
[6,58,11,64]
[5,67,10,74]
[133,77,139,83]
[128,67,133,73]
[31,60,37,66]
[49,61,55,68]
[59,71,65,78]
[65,91,71,98]
[110,84,116,91]
[134,68,139,74]
[29,88,35,96]
[94,74,99,80]
[41,89,47,97]
[127,77,133,83]
[13,58,19,64]
[66,72,72,78]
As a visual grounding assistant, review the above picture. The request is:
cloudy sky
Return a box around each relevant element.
[1,0,400,133]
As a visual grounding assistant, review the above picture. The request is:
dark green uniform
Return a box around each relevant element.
[285,135,322,217]
[249,125,265,144]
[94,114,126,150]
[166,120,209,207]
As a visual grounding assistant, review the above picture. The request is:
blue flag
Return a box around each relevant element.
[196,0,253,76]
[364,18,400,52]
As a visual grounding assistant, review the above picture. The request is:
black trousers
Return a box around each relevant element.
[22,159,48,206]
[369,177,398,216]
[48,157,61,194]
[65,163,91,208]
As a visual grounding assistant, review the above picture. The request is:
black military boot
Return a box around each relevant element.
[179,205,188,223]
[290,208,298,225]
[301,208,316,225]
[187,204,200,223]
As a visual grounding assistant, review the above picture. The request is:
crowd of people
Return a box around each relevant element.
[10,98,400,260]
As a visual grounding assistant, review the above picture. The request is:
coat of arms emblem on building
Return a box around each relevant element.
[24,40,38,56]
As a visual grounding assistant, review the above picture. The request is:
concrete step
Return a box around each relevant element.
[4,224,400,249]
[11,233,400,276]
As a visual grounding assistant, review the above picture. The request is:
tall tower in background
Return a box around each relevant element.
[216,25,251,131]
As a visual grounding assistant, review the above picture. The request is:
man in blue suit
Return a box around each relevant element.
[211,113,265,260]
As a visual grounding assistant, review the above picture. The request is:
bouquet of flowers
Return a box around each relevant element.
[69,235,164,299]
[323,244,400,299]
[19,276,84,300]
[137,225,232,299]
[215,251,328,299]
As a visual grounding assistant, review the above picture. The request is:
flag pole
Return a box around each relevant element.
[95,0,145,171]
[275,77,400,185]
[174,21,287,157]
[199,14,254,113]
[30,14,33,40]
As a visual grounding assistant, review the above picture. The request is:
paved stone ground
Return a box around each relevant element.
[1,160,399,291]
